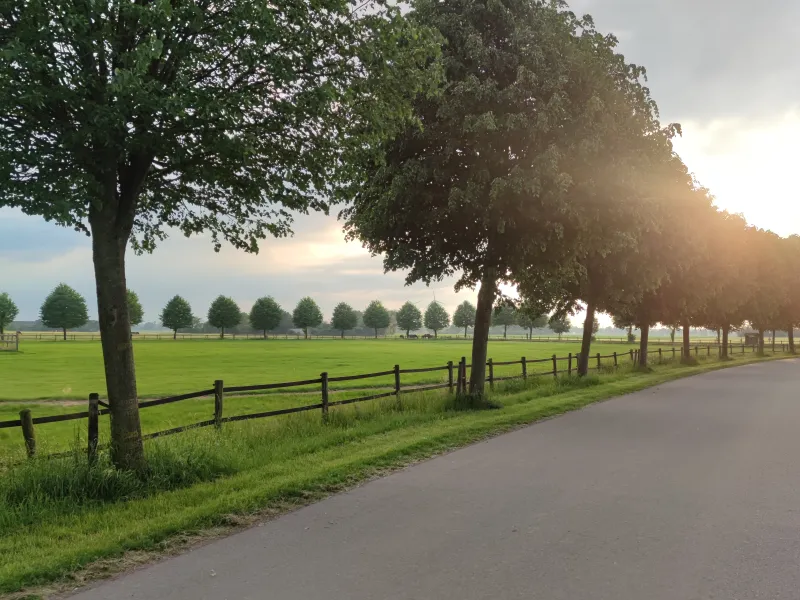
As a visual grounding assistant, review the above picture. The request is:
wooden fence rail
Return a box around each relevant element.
[0,342,773,462]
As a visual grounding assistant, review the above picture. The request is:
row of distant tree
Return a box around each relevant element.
[0,287,577,339]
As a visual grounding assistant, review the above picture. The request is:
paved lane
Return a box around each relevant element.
[72,360,800,600]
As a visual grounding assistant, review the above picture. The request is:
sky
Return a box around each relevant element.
[2,0,799,323]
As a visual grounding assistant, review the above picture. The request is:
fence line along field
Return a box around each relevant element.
[0,339,644,402]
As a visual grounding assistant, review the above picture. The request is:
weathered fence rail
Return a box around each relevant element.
[1,342,774,462]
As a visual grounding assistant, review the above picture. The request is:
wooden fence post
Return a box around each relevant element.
[552,354,558,378]
[659,348,663,363]
[707,345,710,357]
[487,358,494,390]
[695,346,699,357]
[630,349,634,362]
[596,353,601,371]
[19,409,35,458]
[394,365,401,402]
[321,372,329,422]
[88,393,99,465]
[613,352,618,368]
[214,379,224,429]
[568,353,573,376]
[447,361,454,393]
[461,357,468,392]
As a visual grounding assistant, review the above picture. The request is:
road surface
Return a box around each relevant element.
[72,360,800,600]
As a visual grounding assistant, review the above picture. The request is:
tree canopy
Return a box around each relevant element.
[127,291,144,327]
[0,0,439,470]
[40,284,89,339]
[453,301,476,338]
[396,301,423,337]
[207,296,241,338]
[492,306,517,339]
[0,293,19,335]
[331,302,358,337]
[249,297,284,338]
[160,296,193,339]
[362,301,391,338]
[423,302,449,338]
[345,0,669,393]
[293,297,323,339]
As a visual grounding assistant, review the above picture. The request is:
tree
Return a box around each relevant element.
[453,301,477,338]
[160,296,193,340]
[612,315,635,343]
[424,302,449,338]
[0,2,438,470]
[249,297,284,339]
[362,301,391,338]
[208,297,241,338]
[345,0,665,395]
[396,302,423,337]
[127,291,144,327]
[492,305,517,339]
[40,284,89,340]
[517,305,548,340]
[0,293,19,335]
[548,315,572,340]
[293,298,323,339]
[331,302,358,338]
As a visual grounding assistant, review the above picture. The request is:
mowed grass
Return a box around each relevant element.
[0,352,790,597]
[0,338,641,457]
[0,338,639,401]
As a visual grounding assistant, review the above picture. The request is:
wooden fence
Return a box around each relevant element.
[0,333,19,352]
[0,342,774,462]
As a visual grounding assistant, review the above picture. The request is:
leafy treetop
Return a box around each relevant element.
[0,292,19,335]
[40,284,89,334]
[423,301,449,336]
[362,300,391,337]
[293,297,323,338]
[160,295,193,334]
[396,301,423,336]
[127,290,144,327]
[331,302,358,335]
[249,297,284,336]
[207,296,241,336]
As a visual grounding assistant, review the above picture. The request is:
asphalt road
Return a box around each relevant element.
[71,360,800,600]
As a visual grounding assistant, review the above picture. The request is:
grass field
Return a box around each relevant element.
[0,338,641,457]
[0,351,790,597]
[0,338,642,401]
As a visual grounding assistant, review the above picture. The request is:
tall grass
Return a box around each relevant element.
[0,373,615,534]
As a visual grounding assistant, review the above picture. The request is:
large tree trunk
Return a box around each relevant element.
[503,324,507,339]
[716,328,721,345]
[464,326,467,338]
[89,215,145,472]
[577,302,596,376]
[789,326,795,354]
[682,319,691,361]
[62,327,67,341]
[771,329,776,352]
[722,325,730,358]
[758,329,765,355]
[469,271,497,395]
[638,324,649,367]
[221,327,225,339]
[173,329,177,340]
[374,328,378,339]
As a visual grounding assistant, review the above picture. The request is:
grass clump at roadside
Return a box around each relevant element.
[0,353,788,597]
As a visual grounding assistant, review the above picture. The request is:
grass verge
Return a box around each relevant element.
[0,352,793,598]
